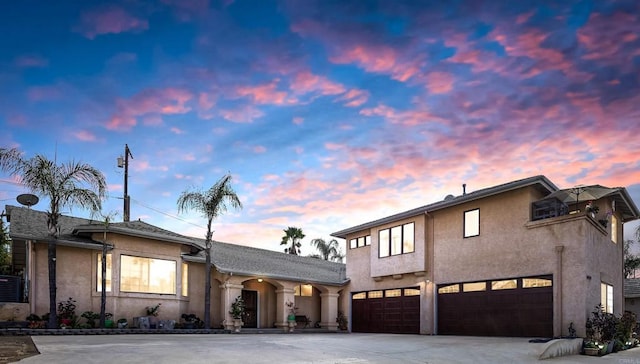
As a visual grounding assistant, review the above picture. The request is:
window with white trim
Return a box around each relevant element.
[349,235,371,249]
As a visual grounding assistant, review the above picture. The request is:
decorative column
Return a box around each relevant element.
[320,291,340,331]
[275,288,295,332]
[220,281,243,331]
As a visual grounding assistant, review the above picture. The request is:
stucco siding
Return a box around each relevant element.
[370,215,426,277]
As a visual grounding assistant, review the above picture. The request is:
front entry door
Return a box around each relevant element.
[242,290,258,328]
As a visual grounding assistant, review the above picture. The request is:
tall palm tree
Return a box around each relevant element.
[281,226,305,255]
[0,147,107,328]
[309,238,344,262]
[177,174,242,329]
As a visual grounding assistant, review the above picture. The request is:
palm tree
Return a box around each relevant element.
[0,148,107,328]
[309,238,344,262]
[177,174,242,329]
[281,227,305,255]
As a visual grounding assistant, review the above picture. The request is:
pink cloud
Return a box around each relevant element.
[577,11,640,69]
[253,145,267,153]
[425,72,454,94]
[292,117,304,125]
[337,89,369,107]
[7,114,28,126]
[106,87,193,131]
[15,55,48,68]
[290,71,345,96]
[161,0,209,21]
[73,130,97,142]
[219,105,264,123]
[198,92,216,110]
[236,81,292,105]
[360,103,448,126]
[291,20,420,82]
[170,127,185,134]
[77,6,148,39]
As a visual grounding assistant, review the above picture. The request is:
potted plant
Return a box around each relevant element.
[181,314,202,329]
[117,318,128,329]
[81,311,100,328]
[26,314,45,329]
[57,297,77,328]
[285,300,297,332]
[229,296,245,332]
[145,303,161,328]
[104,313,114,328]
[336,311,348,331]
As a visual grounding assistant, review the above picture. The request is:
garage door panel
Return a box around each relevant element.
[438,276,553,337]
[351,287,420,334]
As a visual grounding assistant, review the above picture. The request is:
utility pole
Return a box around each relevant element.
[117,144,133,222]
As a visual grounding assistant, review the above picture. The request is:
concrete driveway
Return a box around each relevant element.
[19,333,640,363]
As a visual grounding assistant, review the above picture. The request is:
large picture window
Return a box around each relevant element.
[96,253,112,292]
[120,255,176,294]
[379,222,414,257]
[464,209,480,238]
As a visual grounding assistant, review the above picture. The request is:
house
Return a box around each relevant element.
[624,278,640,320]
[2,205,348,331]
[331,175,640,337]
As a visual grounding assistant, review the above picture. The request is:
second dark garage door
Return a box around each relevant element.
[352,287,420,334]
[437,275,553,337]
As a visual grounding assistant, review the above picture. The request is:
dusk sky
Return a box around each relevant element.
[1,0,640,254]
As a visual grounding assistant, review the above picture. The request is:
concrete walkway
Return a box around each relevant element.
[19,333,640,363]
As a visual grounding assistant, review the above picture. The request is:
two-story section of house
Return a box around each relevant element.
[332,175,639,337]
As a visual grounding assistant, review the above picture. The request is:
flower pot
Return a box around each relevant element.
[233,318,243,333]
[288,321,296,333]
[105,319,114,328]
[584,347,599,356]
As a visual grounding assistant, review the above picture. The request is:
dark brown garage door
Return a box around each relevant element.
[352,287,420,334]
[437,276,553,337]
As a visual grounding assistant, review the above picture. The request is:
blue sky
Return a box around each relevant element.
[1,0,640,254]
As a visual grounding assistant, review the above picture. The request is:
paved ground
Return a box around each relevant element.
[14,333,640,364]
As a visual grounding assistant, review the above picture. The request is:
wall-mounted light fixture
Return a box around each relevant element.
[258,278,263,283]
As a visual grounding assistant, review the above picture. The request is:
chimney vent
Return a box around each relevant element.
[463,183,467,195]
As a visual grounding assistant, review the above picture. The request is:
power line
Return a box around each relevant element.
[129,197,205,229]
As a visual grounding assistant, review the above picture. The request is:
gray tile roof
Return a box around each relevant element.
[332,175,558,238]
[624,278,640,298]
[184,241,348,286]
[5,205,347,286]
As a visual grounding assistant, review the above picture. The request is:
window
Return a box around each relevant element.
[96,253,112,292]
[352,292,366,300]
[491,279,517,290]
[294,284,313,296]
[379,222,415,257]
[523,278,552,288]
[120,255,176,294]
[464,209,480,237]
[404,288,420,296]
[438,284,459,294]
[463,282,486,292]
[368,290,383,298]
[601,283,613,313]
[385,289,401,297]
[611,215,618,243]
[350,235,371,249]
[181,262,188,297]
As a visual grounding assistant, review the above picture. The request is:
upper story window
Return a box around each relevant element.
[464,209,480,238]
[349,235,371,249]
[120,255,176,294]
[378,222,415,257]
[611,215,618,243]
